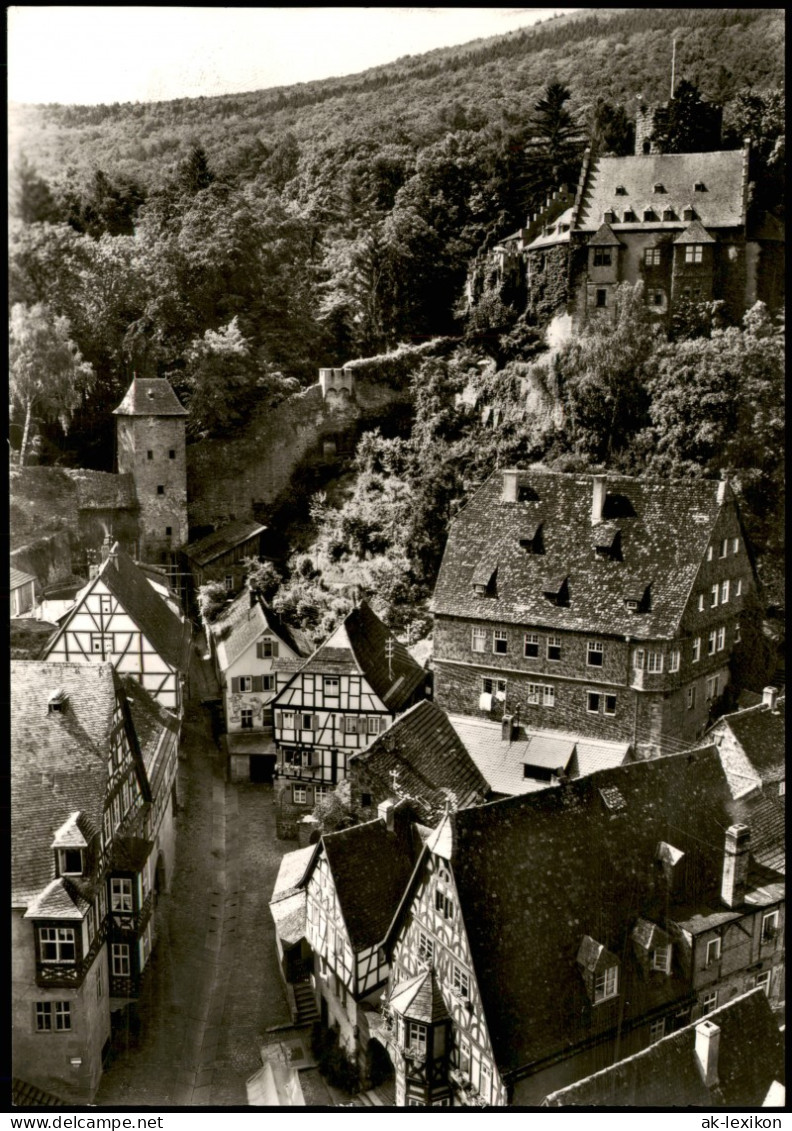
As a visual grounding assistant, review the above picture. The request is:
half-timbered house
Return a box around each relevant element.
[272,601,426,823]
[41,543,191,716]
[208,587,310,782]
[11,661,179,1104]
[373,747,784,1106]
[432,469,761,756]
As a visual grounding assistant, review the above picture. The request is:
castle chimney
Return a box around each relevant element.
[502,469,519,504]
[501,714,515,743]
[762,687,778,712]
[695,1019,721,1089]
[591,475,607,524]
[378,798,395,832]
[717,479,728,505]
[721,824,750,908]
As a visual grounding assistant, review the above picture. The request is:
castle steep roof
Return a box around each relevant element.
[432,469,734,639]
[113,377,188,417]
[577,150,747,231]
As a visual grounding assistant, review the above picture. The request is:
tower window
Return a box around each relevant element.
[165,526,172,536]
[593,248,612,267]
[147,451,153,460]
[596,289,607,308]
[169,449,176,459]
[157,485,165,495]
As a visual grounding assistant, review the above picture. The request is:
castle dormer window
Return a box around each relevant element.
[623,209,637,222]
[48,689,69,714]
[519,523,543,554]
[643,209,656,222]
[58,849,84,876]
[472,563,498,597]
[663,208,676,221]
[653,183,666,193]
[615,185,627,196]
[694,182,707,192]
[593,525,621,560]
[543,576,568,607]
[683,206,695,222]
[603,210,616,224]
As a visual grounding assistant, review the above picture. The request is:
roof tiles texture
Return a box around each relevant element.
[210,590,310,671]
[577,150,746,231]
[11,661,115,905]
[543,989,784,1108]
[432,469,728,638]
[113,377,188,416]
[349,700,490,819]
[719,700,786,783]
[10,568,37,589]
[185,520,267,566]
[435,747,777,1079]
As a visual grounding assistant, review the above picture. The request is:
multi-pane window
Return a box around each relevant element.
[604,694,617,716]
[717,626,725,651]
[224,576,234,591]
[720,580,730,604]
[417,931,434,963]
[435,889,453,920]
[293,786,307,805]
[593,248,611,267]
[111,943,130,977]
[35,1001,71,1031]
[701,990,718,1014]
[692,637,701,663]
[687,686,696,710]
[452,965,469,998]
[587,641,604,667]
[493,630,508,655]
[651,946,672,973]
[669,649,680,673]
[685,244,703,263]
[705,937,721,966]
[644,247,662,266]
[111,878,133,912]
[707,631,717,655]
[39,927,75,963]
[762,911,779,943]
[240,708,254,729]
[647,651,663,674]
[547,637,561,661]
[649,1018,666,1043]
[587,692,601,714]
[344,715,359,734]
[471,627,487,653]
[314,785,331,800]
[594,965,619,1003]
[458,1037,471,1075]
[367,716,381,735]
[408,1021,427,1054]
[527,684,554,707]
[482,677,507,698]
[524,633,540,658]
[323,677,340,696]
[754,971,771,997]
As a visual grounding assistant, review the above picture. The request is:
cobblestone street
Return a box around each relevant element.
[95,641,322,1107]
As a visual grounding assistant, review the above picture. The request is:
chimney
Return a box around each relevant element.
[502,469,519,504]
[717,479,728,505]
[378,798,395,832]
[695,1019,721,1089]
[721,824,750,908]
[591,475,607,524]
[100,534,113,562]
[762,686,778,712]
[501,714,516,743]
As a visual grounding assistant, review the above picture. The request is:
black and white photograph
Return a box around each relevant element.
[8,6,785,1114]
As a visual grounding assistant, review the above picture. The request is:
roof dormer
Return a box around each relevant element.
[519,523,544,554]
[51,812,88,878]
[48,689,69,714]
[472,562,498,598]
[653,183,666,194]
[577,935,620,1003]
[542,575,568,607]
[593,524,621,561]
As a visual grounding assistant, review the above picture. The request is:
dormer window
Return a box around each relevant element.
[651,945,672,973]
[615,185,627,196]
[623,209,637,222]
[593,525,621,560]
[472,563,498,597]
[519,523,543,554]
[683,206,695,222]
[643,209,656,221]
[603,209,616,224]
[543,576,568,607]
[58,849,84,876]
[625,599,638,612]
[577,935,620,1004]
[48,689,69,714]
[694,182,707,192]
[594,964,619,1002]
[653,183,666,193]
[663,208,676,221]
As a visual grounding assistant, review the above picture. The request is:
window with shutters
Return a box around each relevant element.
[257,639,278,659]
[281,711,295,730]
[301,713,314,731]
[240,676,253,693]
[293,786,307,805]
[344,716,358,735]
[367,716,381,735]
[324,677,340,696]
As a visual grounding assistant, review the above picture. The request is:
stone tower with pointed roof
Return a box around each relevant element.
[113,377,188,569]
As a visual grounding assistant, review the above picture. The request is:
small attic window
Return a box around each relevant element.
[694,182,707,192]
[518,484,539,503]
[48,689,69,714]
[543,576,568,607]
[653,183,666,193]
[599,786,627,817]
[663,208,676,222]
[623,209,637,222]
[472,565,498,597]
[683,206,695,221]
[615,185,627,196]
[519,524,544,554]
[643,208,656,222]
[593,526,621,560]
[58,848,84,876]
[603,209,616,224]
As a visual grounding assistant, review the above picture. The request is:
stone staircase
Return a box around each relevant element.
[293,982,320,1025]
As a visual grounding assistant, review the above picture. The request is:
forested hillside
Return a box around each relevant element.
[9,7,785,654]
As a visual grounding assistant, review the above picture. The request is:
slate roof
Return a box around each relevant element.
[320,811,419,951]
[432,469,733,638]
[10,567,37,590]
[543,989,784,1108]
[349,700,490,819]
[448,715,630,795]
[184,520,267,566]
[388,969,450,1024]
[711,698,785,785]
[44,546,191,675]
[576,150,747,232]
[112,377,188,416]
[387,747,779,1080]
[11,661,115,905]
[293,602,424,713]
[65,469,138,511]
[674,219,717,245]
[587,222,622,246]
[119,674,178,796]
[209,589,309,671]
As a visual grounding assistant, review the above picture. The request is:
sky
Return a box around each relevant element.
[8,7,583,105]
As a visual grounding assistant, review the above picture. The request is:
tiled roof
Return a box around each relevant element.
[271,845,316,902]
[65,469,138,511]
[46,546,191,674]
[576,150,747,231]
[715,699,785,784]
[210,590,309,671]
[543,989,784,1108]
[24,878,91,920]
[409,748,747,1078]
[432,469,731,638]
[674,219,717,245]
[349,701,489,820]
[10,567,37,590]
[295,602,424,713]
[587,222,622,246]
[11,661,115,905]
[388,969,450,1024]
[119,675,178,795]
[321,812,418,950]
[269,891,307,947]
[184,520,267,566]
[112,377,188,416]
[448,714,630,796]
